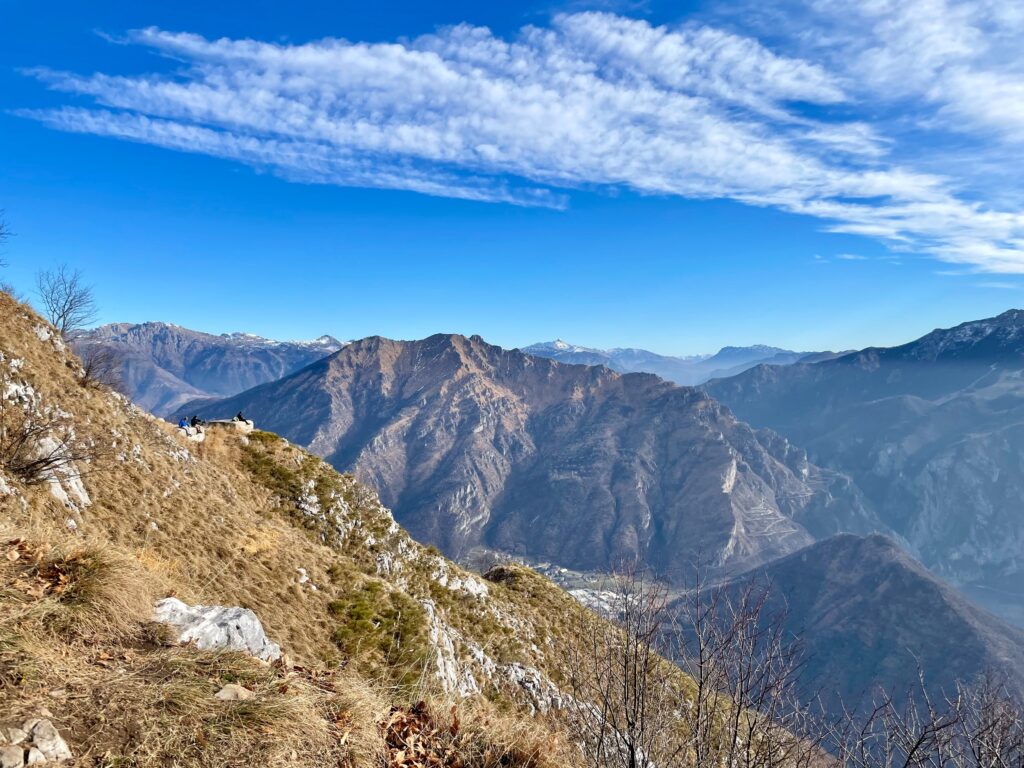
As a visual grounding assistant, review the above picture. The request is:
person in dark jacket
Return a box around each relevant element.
[234,411,246,422]
[190,415,204,428]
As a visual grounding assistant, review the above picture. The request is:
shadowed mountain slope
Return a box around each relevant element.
[710,534,1024,711]
[706,310,1024,624]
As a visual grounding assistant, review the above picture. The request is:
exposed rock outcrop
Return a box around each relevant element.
[154,597,282,661]
[0,719,72,765]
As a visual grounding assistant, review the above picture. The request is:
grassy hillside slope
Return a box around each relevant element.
[0,292,611,766]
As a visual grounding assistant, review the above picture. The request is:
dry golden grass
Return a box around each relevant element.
[425,696,581,768]
[0,291,588,766]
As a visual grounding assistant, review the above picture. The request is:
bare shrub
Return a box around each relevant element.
[559,562,1024,767]
[0,212,9,268]
[825,670,1024,767]
[559,567,684,768]
[35,264,98,337]
[670,579,825,768]
[954,672,1024,766]
[560,571,823,767]
[79,343,125,392]
[0,371,99,487]
[0,215,20,298]
[0,281,22,300]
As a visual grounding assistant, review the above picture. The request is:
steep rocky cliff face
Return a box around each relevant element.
[73,322,344,415]
[189,333,874,580]
[710,534,1024,711]
[706,310,1024,624]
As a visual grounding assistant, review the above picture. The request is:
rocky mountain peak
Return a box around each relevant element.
[895,308,1024,362]
[187,332,875,579]
[72,322,347,414]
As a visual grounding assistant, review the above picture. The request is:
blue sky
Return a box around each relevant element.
[3,0,1024,355]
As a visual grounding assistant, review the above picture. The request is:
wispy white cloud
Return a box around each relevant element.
[16,9,1024,272]
[798,0,1024,144]
[976,280,1021,289]
[835,253,868,260]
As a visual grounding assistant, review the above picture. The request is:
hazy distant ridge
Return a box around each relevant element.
[521,340,838,384]
[74,322,345,415]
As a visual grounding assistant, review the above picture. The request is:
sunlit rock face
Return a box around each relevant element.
[188,333,872,581]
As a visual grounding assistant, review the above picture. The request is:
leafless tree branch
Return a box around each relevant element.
[35,265,98,337]
[78,343,126,393]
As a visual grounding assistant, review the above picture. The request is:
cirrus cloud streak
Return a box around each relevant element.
[17,11,1024,272]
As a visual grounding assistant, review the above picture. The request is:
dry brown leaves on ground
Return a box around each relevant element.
[381,701,466,768]
[3,538,65,599]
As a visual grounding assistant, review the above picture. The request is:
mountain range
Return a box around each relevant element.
[73,309,1024,712]
[183,333,874,580]
[72,322,345,415]
[10,288,1020,768]
[521,340,841,385]
[706,309,1024,625]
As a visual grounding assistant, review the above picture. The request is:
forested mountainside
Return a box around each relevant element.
[708,533,1024,711]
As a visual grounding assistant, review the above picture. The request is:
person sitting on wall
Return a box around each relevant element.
[177,416,189,429]
[190,415,204,428]
[234,411,247,422]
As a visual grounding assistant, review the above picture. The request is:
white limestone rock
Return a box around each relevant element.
[0,746,22,768]
[421,599,479,697]
[28,720,72,762]
[498,663,564,715]
[154,597,281,662]
[1,729,26,746]
[215,683,255,701]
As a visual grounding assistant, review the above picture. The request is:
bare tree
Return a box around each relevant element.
[560,570,834,768]
[559,566,683,768]
[78,343,125,392]
[953,672,1024,766]
[670,579,825,768]
[560,569,1024,768]
[825,671,1024,768]
[0,213,9,267]
[559,568,825,768]
[0,214,17,297]
[35,265,98,337]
